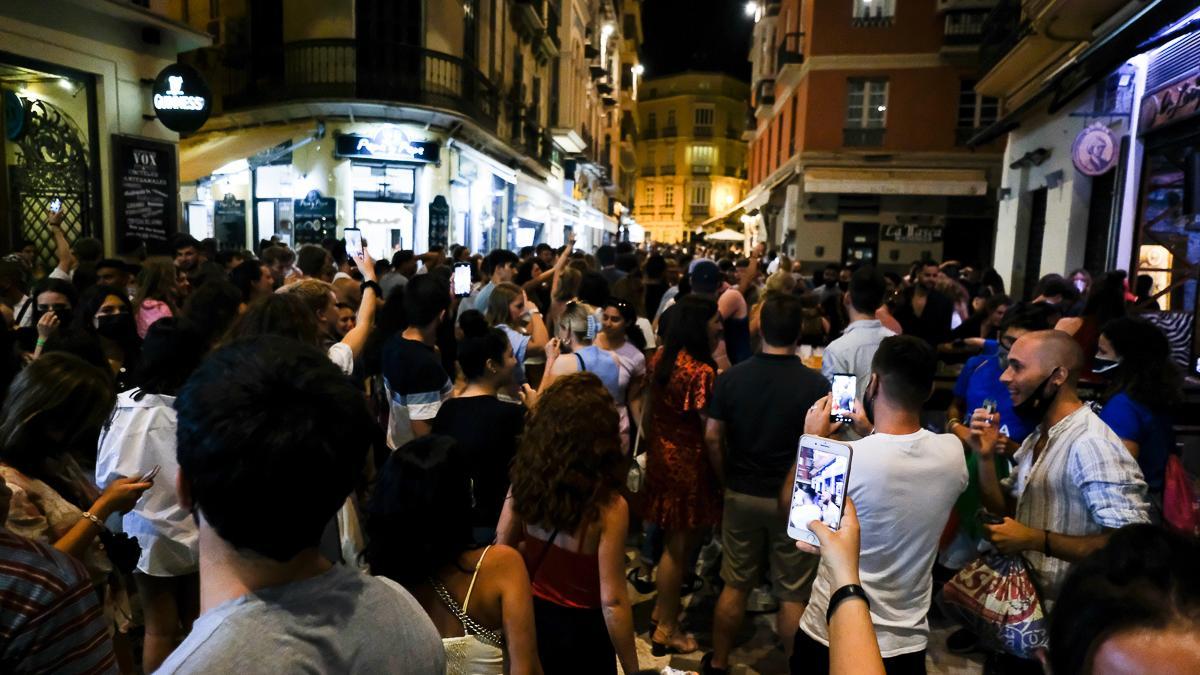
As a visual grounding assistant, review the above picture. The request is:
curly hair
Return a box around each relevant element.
[509,373,623,533]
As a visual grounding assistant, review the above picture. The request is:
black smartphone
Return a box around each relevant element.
[976,508,1005,526]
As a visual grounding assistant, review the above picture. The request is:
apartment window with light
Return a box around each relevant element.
[690,145,715,173]
[645,184,655,206]
[957,80,998,129]
[853,0,896,22]
[664,184,674,207]
[689,183,710,206]
[846,78,888,146]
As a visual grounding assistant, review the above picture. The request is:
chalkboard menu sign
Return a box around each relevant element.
[214,194,246,251]
[293,190,337,245]
[428,195,449,250]
[112,134,178,255]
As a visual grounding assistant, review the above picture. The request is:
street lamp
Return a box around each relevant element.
[632,63,644,100]
[600,22,615,66]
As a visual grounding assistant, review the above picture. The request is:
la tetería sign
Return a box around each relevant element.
[151,63,211,133]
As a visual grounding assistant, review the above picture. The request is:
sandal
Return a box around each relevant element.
[651,625,699,657]
[700,652,730,675]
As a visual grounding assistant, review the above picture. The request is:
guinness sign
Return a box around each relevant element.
[152,63,211,133]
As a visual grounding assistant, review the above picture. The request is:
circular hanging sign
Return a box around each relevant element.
[1071,122,1119,177]
[151,63,211,133]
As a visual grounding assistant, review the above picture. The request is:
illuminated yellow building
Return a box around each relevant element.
[634,73,749,244]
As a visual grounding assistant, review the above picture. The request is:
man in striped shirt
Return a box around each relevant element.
[0,474,117,674]
[968,330,1150,605]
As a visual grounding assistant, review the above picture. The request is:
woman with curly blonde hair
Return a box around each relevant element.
[498,373,638,675]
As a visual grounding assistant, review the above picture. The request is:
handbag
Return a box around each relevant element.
[937,553,1048,659]
[1163,454,1200,538]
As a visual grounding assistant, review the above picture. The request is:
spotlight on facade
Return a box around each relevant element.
[744,2,758,17]
[602,23,615,38]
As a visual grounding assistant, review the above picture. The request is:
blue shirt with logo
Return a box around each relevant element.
[953,340,1034,444]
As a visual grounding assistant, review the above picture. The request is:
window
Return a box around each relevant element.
[645,184,655,205]
[664,184,674,207]
[846,78,888,128]
[667,110,676,127]
[957,80,999,129]
[694,107,715,127]
[689,145,715,167]
[853,0,895,22]
[646,148,656,166]
[689,183,710,206]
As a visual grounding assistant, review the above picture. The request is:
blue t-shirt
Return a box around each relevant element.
[953,340,1034,444]
[1099,392,1172,491]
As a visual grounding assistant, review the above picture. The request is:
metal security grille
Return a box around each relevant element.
[8,98,91,268]
[1146,30,1200,92]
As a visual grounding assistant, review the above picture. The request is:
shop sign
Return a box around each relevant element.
[214,194,246,252]
[334,129,440,163]
[151,63,211,133]
[429,195,450,250]
[293,190,337,245]
[1071,123,1120,177]
[881,223,942,244]
[112,134,178,254]
[1139,73,1200,134]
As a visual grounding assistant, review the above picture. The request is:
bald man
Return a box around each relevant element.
[968,330,1149,608]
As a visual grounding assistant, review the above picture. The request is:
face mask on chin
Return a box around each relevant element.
[1092,355,1122,376]
[1012,372,1059,426]
[862,376,878,426]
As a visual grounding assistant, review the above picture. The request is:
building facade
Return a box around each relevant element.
[744,0,1004,273]
[970,0,1200,367]
[177,0,641,256]
[634,73,749,244]
[1,0,210,263]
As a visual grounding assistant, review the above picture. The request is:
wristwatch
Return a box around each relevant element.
[360,280,381,296]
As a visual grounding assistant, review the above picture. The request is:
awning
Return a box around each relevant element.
[968,0,1200,147]
[804,168,989,196]
[179,122,320,183]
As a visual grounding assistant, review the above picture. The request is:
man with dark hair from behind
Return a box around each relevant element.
[295,244,334,283]
[597,244,625,286]
[822,265,894,400]
[704,293,829,673]
[791,336,968,675]
[160,337,444,673]
[463,249,519,316]
[382,274,454,450]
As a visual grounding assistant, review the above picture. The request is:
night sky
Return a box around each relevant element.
[639,0,753,81]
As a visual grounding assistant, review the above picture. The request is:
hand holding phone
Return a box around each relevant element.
[831,373,857,423]
[788,435,853,548]
[343,228,364,261]
[453,262,473,297]
[49,198,62,214]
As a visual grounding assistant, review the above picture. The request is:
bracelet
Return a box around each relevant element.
[947,418,962,430]
[826,584,870,624]
[80,511,106,530]
[360,280,381,296]
[35,337,47,347]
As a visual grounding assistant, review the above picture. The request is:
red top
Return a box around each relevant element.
[522,534,602,609]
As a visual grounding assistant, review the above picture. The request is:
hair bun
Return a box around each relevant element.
[459,310,489,339]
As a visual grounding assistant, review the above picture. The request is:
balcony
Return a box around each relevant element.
[777,32,803,71]
[589,61,608,80]
[694,126,713,138]
[660,165,676,176]
[943,10,989,46]
[691,164,712,176]
[690,205,710,217]
[641,165,656,176]
[661,125,678,137]
[755,79,775,109]
[596,79,614,95]
[641,128,657,140]
[725,127,739,139]
[844,128,886,147]
[513,0,546,39]
[202,39,500,133]
[724,166,747,179]
[852,10,895,28]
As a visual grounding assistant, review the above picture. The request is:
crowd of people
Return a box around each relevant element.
[0,207,1197,675]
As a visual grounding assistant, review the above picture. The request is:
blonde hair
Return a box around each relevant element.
[556,301,598,350]
[484,282,523,327]
[764,270,797,295]
[280,278,335,315]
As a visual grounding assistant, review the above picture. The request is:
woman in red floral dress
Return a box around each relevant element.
[644,294,723,655]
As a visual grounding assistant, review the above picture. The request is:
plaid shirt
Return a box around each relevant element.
[1004,405,1150,604]
[0,528,117,674]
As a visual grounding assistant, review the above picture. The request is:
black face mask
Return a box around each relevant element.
[1012,372,1058,426]
[96,313,136,342]
[824,279,837,288]
[838,281,850,292]
[862,377,878,426]
[52,308,73,327]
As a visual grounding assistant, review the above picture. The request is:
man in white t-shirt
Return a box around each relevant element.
[789,335,967,675]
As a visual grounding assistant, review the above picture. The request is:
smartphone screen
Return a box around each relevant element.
[344,228,363,260]
[49,198,62,214]
[453,262,473,297]
[788,435,853,546]
[831,373,857,421]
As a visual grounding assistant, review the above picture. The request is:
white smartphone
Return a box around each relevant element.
[788,435,853,547]
[453,262,473,297]
[343,228,364,260]
[831,373,857,423]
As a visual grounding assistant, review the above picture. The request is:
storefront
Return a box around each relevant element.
[1130,21,1200,371]
[0,5,210,263]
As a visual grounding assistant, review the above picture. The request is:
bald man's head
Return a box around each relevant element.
[1000,330,1083,410]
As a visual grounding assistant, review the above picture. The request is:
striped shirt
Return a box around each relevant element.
[0,529,117,674]
[1004,405,1150,605]
[382,336,452,450]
